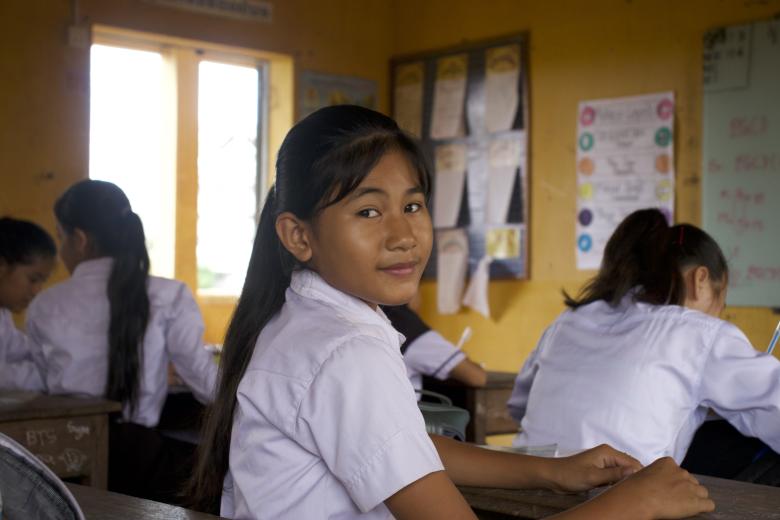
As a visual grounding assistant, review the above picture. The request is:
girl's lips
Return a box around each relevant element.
[380,262,418,276]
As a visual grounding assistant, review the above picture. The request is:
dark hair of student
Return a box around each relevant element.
[189,105,431,512]
[564,208,728,309]
[54,180,150,413]
[0,217,56,265]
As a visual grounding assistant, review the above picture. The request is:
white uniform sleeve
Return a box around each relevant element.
[164,284,217,404]
[404,330,466,380]
[298,335,444,513]
[507,325,554,424]
[700,322,780,453]
[1,307,46,392]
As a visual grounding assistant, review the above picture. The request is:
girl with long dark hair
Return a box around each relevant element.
[509,208,780,468]
[23,180,217,502]
[189,106,712,519]
[0,217,55,389]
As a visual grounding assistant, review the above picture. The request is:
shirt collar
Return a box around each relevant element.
[71,257,114,279]
[289,269,405,348]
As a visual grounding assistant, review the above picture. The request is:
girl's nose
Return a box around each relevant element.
[385,214,416,251]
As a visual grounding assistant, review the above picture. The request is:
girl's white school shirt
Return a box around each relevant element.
[0,308,45,390]
[508,294,780,465]
[221,269,444,520]
[21,257,217,427]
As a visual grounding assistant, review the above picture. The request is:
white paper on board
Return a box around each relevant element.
[436,229,469,315]
[431,55,468,140]
[462,254,492,319]
[487,136,524,224]
[484,44,521,134]
[433,143,467,228]
[394,62,424,138]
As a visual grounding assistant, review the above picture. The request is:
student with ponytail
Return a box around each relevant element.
[0,217,56,390]
[509,208,780,469]
[24,180,217,502]
[189,106,713,520]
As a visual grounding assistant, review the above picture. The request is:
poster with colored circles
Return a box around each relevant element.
[575,91,675,270]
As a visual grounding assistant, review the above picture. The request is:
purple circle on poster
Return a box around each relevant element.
[578,208,593,226]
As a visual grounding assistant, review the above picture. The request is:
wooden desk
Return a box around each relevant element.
[67,483,226,519]
[0,392,121,488]
[460,474,780,519]
[424,371,518,444]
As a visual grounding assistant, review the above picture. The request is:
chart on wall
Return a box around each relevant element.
[391,35,529,284]
[575,92,676,270]
[702,18,780,307]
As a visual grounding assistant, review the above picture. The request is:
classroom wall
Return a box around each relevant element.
[3,0,779,366]
[395,0,780,371]
[0,0,394,340]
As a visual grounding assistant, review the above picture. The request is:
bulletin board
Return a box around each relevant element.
[390,33,530,280]
[701,17,780,307]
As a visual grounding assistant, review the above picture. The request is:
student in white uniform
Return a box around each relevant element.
[508,208,780,469]
[23,180,218,504]
[381,304,486,392]
[0,218,56,389]
[188,106,713,520]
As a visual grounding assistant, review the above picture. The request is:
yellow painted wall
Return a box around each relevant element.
[0,0,394,340]
[3,0,780,363]
[395,0,780,371]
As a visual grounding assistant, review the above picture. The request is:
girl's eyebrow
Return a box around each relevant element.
[349,186,425,201]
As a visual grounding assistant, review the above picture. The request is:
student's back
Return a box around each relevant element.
[26,257,215,426]
[510,294,777,464]
[509,208,780,467]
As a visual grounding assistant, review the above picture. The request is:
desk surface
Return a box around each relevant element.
[460,474,780,519]
[67,483,226,520]
[0,392,121,421]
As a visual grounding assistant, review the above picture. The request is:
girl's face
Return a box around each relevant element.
[56,222,89,274]
[683,266,727,318]
[0,256,55,312]
[305,150,432,308]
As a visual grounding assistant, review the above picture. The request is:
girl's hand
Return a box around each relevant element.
[548,444,642,492]
[607,457,715,519]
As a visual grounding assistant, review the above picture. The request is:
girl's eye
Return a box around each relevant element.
[357,208,380,218]
[405,202,423,213]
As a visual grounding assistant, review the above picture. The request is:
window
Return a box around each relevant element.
[89,26,291,306]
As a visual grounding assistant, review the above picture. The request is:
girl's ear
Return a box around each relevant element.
[275,212,313,263]
[684,265,710,302]
[73,228,92,257]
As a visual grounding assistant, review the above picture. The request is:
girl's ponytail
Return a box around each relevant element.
[189,186,295,512]
[565,208,728,309]
[55,180,150,413]
[105,211,150,413]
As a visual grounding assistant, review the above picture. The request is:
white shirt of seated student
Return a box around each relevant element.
[0,308,45,390]
[507,293,780,466]
[22,257,217,427]
[221,269,444,520]
[404,331,466,395]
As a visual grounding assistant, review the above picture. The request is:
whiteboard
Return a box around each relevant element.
[702,18,780,307]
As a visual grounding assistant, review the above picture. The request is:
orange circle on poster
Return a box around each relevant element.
[578,157,595,175]
[655,153,670,174]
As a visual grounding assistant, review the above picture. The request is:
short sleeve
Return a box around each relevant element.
[404,330,466,380]
[164,284,217,404]
[699,322,780,453]
[507,324,554,423]
[297,335,443,513]
[0,306,46,392]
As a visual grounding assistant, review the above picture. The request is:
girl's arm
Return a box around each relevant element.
[385,471,477,520]
[430,435,638,490]
[548,458,714,520]
[447,358,487,387]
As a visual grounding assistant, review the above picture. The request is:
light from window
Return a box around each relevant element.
[89,44,176,278]
[197,61,260,296]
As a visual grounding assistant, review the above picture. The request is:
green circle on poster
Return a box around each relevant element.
[655,127,672,147]
[579,132,594,151]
